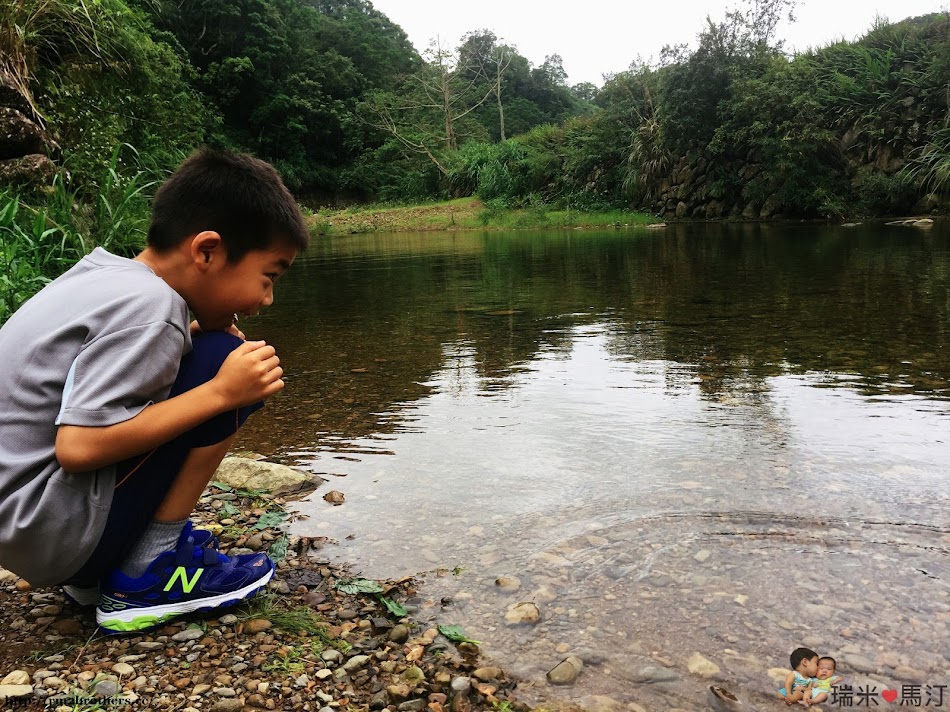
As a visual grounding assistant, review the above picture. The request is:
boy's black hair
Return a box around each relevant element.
[791,648,819,669]
[819,656,836,670]
[148,148,309,263]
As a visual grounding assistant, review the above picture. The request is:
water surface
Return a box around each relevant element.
[237,223,950,709]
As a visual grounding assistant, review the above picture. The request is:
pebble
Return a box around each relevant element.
[0,684,33,698]
[504,601,541,625]
[210,700,243,712]
[92,679,120,696]
[687,652,721,677]
[244,619,273,633]
[631,666,679,683]
[219,614,239,625]
[117,654,146,663]
[321,650,343,664]
[388,624,410,644]
[0,671,30,686]
[473,667,502,681]
[451,677,472,693]
[495,576,521,592]
[342,655,371,673]
[112,662,135,677]
[134,642,165,652]
[193,684,212,695]
[172,628,204,642]
[547,656,584,685]
[214,687,237,697]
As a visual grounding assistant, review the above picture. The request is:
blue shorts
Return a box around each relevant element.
[63,332,263,585]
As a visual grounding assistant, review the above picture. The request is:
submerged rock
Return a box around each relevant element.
[504,601,541,625]
[546,656,584,685]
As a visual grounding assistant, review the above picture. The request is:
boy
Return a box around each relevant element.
[0,148,309,633]
[778,647,820,705]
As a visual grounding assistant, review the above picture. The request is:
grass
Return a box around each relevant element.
[0,144,154,325]
[307,197,656,236]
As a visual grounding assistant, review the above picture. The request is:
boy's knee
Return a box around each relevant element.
[173,332,245,395]
[192,330,244,356]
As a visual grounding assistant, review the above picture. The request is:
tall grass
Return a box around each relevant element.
[901,126,950,196]
[0,144,157,324]
[0,195,83,322]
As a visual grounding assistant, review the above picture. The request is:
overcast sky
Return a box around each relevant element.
[368,0,948,86]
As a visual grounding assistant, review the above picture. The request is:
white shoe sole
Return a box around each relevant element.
[63,584,99,607]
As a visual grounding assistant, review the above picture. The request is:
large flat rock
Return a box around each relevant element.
[213,456,320,496]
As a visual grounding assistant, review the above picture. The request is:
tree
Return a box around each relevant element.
[365,39,495,174]
[457,30,515,140]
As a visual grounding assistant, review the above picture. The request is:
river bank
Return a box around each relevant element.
[0,464,534,712]
[305,198,656,236]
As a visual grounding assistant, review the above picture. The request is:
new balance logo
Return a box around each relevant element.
[164,567,203,594]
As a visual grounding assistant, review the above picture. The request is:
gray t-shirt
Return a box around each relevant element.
[0,248,191,585]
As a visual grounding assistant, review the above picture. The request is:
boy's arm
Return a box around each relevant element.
[57,341,281,472]
[783,671,796,701]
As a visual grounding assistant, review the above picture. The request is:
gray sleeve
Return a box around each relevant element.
[55,321,186,427]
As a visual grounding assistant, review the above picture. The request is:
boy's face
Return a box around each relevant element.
[193,240,297,332]
[816,660,835,679]
[801,655,820,677]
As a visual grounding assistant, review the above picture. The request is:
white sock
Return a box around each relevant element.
[118,519,188,578]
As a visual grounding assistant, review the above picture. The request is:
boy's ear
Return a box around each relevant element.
[189,231,225,269]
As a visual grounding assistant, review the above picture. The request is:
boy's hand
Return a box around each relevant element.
[211,340,284,408]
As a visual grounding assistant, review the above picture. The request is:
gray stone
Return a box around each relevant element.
[133,642,165,652]
[342,655,370,673]
[92,680,120,697]
[218,614,238,625]
[172,628,204,642]
[213,687,237,697]
[450,677,471,693]
[214,457,316,495]
[321,650,343,664]
[631,666,679,683]
[398,701,426,712]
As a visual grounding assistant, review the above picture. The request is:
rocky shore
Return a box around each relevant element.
[0,458,528,712]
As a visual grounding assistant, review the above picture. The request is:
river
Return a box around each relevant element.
[236,222,950,710]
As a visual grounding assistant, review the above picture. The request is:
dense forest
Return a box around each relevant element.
[1,0,949,320]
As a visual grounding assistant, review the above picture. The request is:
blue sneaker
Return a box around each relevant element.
[64,527,221,608]
[96,522,274,633]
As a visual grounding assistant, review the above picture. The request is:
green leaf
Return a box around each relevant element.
[211,481,235,492]
[377,595,409,618]
[437,625,482,645]
[252,511,289,530]
[269,534,289,562]
[335,577,384,594]
[221,501,239,517]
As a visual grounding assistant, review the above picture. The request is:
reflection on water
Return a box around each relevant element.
[237,223,950,709]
